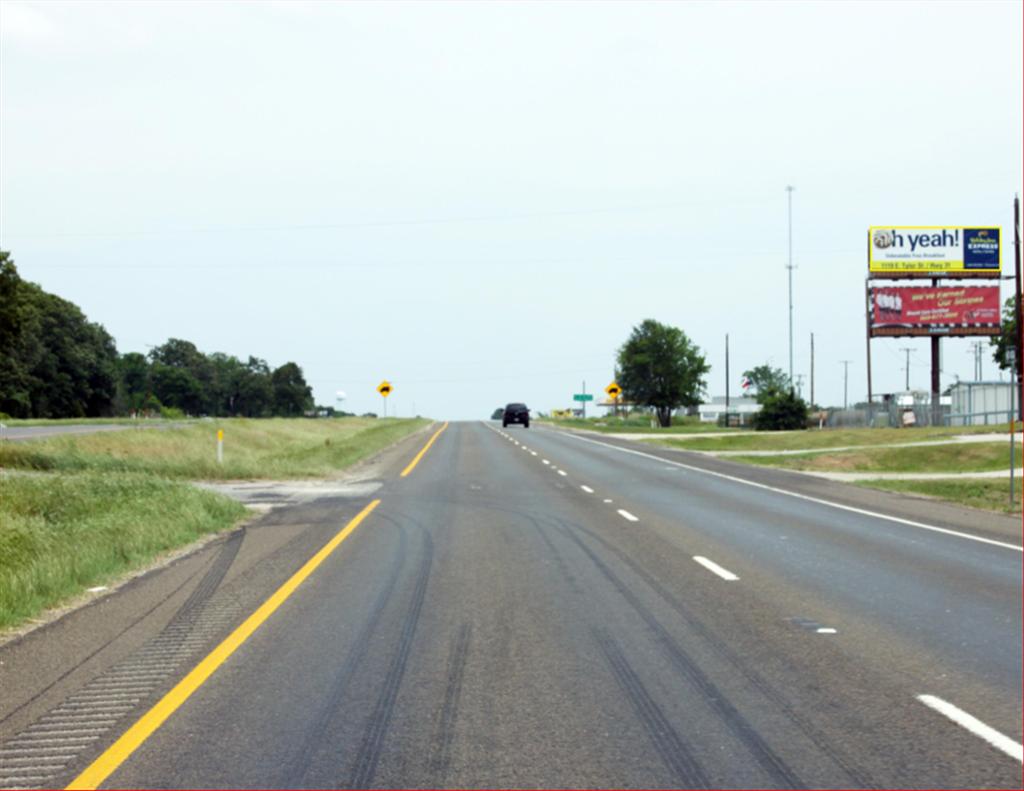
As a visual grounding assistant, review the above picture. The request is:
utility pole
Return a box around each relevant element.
[786,185,796,392]
[840,360,852,409]
[725,334,730,423]
[582,380,587,420]
[810,332,815,408]
[899,347,913,391]
[794,374,805,398]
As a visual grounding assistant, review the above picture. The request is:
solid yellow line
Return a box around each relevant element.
[66,498,381,791]
[400,422,448,477]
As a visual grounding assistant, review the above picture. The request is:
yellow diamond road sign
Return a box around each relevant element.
[377,381,392,397]
[605,382,621,398]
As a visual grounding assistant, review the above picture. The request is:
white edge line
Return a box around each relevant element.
[693,555,739,580]
[554,430,1023,552]
[617,509,639,522]
[917,694,1023,763]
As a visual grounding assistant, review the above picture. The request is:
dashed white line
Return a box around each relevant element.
[542,459,550,465]
[603,498,613,503]
[617,509,639,522]
[692,555,739,581]
[816,627,838,634]
[556,431,1023,552]
[917,695,1023,763]
[581,485,594,493]
[530,451,538,456]
[557,470,567,477]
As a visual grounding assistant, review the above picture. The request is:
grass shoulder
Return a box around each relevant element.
[852,479,1022,516]
[0,471,248,630]
[0,417,431,633]
[728,442,1021,473]
[646,424,1014,453]
[0,417,430,479]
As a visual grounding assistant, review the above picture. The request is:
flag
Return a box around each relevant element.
[741,376,752,391]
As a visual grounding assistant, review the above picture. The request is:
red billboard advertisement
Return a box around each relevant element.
[869,286,1001,337]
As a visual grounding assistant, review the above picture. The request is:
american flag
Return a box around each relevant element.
[741,376,752,391]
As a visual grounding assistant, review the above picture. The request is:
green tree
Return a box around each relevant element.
[271,362,314,416]
[616,319,709,427]
[0,254,118,418]
[751,387,809,431]
[116,352,151,413]
[150,364,205,415]
[148,338,214,413]
[742,364,791,397]
[990,296,1020,371]
[235,357,274,417]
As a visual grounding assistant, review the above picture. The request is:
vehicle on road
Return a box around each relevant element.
[502,403,530,428]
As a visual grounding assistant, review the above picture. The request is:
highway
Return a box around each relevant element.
[0,421,1020,789]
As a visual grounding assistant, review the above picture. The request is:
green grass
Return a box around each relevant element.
[0,472,247,629]
[0,417,183,427]
[0,417,430,480]
[731,442,1022,473]
[647,424,1015,452]
[540,415,741,434]
[854,479,1023,515]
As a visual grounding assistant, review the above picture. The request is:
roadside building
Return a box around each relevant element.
[696,395,761,425]
[947,381,1017,426]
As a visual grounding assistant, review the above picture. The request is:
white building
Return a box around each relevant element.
[947,381,1017,426]
[697,396,762,424]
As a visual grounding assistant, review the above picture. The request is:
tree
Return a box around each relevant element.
[990,296,1020,371]
[235,357,274,417]
[742,364,791,396]
[271,362,314,416]
[117,352,151,413]
[0,254,118,418]
[751,387,809,431]
[616,319,709,427]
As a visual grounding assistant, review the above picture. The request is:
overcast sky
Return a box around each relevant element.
[2,0,1021,420]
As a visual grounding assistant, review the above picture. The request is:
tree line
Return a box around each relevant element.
[0,251,315,419]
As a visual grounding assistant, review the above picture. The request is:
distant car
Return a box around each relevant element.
[503,403,530,428]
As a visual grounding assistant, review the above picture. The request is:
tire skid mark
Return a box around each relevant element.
[429,623,472,782]
[593,628,710,788]
[348,523,434,789]
[567,520,875,789]
[0,529,249,790]
[557,521,805,789]
[291,515,408,784]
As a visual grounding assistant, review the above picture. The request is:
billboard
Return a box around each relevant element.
[869,226,1001,277]
[868,285,1002,337]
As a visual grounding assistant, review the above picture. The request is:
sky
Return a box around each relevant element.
[1,0,1021,420]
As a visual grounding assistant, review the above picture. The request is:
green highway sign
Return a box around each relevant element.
[573,393,594,402]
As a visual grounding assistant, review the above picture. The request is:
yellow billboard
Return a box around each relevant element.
[868,226,1001,277]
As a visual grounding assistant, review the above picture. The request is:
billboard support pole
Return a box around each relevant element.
[931,276,942,426]
[865,278,873,421]
[1014,194,1022,421]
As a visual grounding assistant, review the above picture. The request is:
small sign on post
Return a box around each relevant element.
[216,429,224,464]
[377,381,392,418]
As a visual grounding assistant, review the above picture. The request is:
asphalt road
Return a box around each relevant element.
[0,421,1020,789]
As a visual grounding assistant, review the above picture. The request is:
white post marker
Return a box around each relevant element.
[216,429,224,464]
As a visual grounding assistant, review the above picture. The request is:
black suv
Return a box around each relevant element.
[502,403,530,428]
